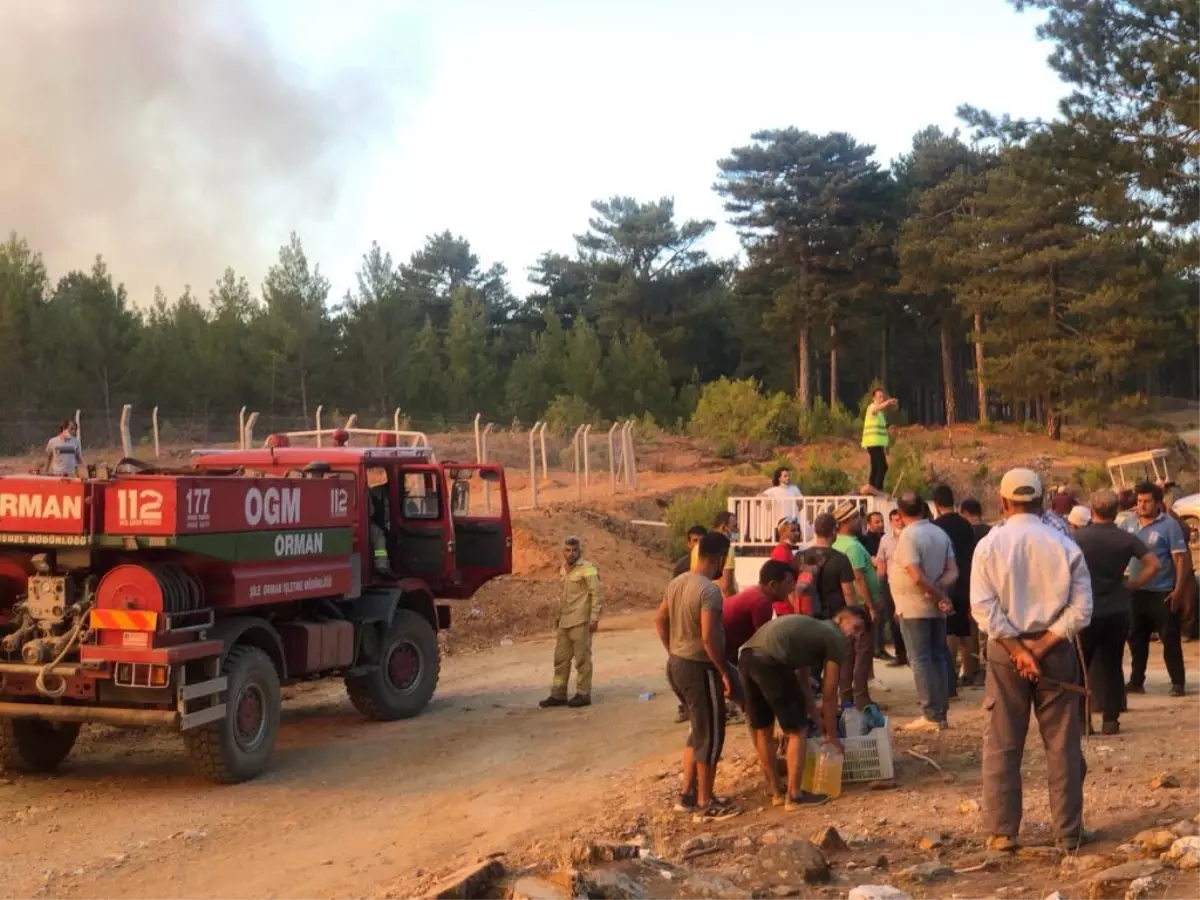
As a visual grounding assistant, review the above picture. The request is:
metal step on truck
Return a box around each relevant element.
[0,427,511,783]
[726,493,895,589]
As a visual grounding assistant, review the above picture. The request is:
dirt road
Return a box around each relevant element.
[0,614,684,900]
[2,615,1198,900]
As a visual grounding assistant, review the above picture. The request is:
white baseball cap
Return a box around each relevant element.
[1067,505,1092,528]
[1000,468,1043,501]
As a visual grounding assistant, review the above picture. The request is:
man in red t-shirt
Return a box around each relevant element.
[723,560,798,710]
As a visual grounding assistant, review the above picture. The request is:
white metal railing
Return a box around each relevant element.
[727,494,893,546]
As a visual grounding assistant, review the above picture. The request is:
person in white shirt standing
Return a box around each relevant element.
[44,419,83,476]
[971,468,1093,853]
[762,467,810,542]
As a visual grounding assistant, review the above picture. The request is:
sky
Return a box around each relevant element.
[3,0,1069,305]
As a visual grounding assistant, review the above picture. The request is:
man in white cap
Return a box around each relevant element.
[971,468,1093,853]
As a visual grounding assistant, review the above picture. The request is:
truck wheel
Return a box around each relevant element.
[346,609,440,721]
[183,645,281,784]
[0,718,81,772]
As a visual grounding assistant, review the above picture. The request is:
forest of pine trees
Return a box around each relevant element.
[1,0,1195,446]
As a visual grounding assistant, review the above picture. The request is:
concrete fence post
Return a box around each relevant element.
[529,422,542,508]
[482,423,495,513]
[119,405,133,458]
[608,422,621,494]
[245,412,260,450]
[572,424,586,501]
[152,407,160,459]
[315,405,324,448]
[238,406,247,450]
[582,424,593,486]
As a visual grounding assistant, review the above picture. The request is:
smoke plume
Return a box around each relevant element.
[0,1,397,303]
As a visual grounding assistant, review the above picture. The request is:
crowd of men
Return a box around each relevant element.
[539,466,1195,847]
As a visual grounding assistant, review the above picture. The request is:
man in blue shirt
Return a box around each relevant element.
[1125,481,1189,697]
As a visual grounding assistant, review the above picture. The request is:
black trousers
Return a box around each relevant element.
[867,446,888,490]
[1129,590,1186,689]
[1079,612,1129,723]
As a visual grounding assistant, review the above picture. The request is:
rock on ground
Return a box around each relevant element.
[584,868,646,900]
[1150,773,1180,789]
[507,874,572,900]
[900,861,954,883]
[1163,835,1200,870]
[811,826,848,853]
[847,887,912,900]
[758,840,829,884]
[1131,828,1176,854]
[428,859,507,899]
[1087,860,1165,900]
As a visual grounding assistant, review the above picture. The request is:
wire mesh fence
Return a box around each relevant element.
[0,408,641,503]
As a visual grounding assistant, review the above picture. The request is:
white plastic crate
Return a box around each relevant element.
[811,724,897,787]
[841,716,894,783]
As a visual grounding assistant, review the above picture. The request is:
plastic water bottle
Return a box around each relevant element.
[801,739,819,792]
[840,705,859,739]
[812,745,844,800]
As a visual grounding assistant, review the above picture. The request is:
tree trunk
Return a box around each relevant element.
[974,311,987,423]
[939,320,957,426]
[1046,407,1063,440]
[829,321,839,409]
[796,326,811,410]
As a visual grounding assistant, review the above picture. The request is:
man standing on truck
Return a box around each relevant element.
[540,536,605,709]
[44,419,83,476]
[657,531,737,819]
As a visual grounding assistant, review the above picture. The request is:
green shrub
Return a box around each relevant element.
[544,394,602,436]
[1073,463,1109,493]
[798,397,857,441]
[795,454,855,495]
[716,439,738,460]
[885,441,933,499]
[689,378,799,447]
[665,485,731,559]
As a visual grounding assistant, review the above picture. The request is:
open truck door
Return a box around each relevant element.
[442,464,512,598]
[390,464,453,585]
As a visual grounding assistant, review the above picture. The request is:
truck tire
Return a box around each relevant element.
[183,645,281,784]
[346,609,440,721]
[0,718,81,773]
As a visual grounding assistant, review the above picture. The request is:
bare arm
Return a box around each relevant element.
[699,607,728,678]
[821,660,842,749]
[1125,549,1159,593]
[721,566,737,598]
[654,597,671,653]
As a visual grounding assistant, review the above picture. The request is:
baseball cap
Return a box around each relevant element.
[1000,468,1043,501]
[1067,505,1092,528]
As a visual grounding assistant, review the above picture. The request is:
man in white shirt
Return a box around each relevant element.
[971,468,1093,854]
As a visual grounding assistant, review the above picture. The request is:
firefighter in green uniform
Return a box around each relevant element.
[539,536,605,708]
[367,469,393,577]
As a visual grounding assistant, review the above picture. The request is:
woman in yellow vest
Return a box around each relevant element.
[862,388,898,491]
